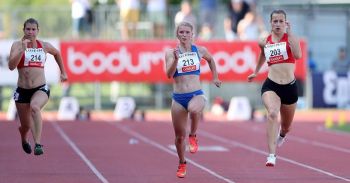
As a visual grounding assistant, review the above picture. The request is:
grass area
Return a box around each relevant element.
[331,123,350,133]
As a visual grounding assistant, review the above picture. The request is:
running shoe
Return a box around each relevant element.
[18,127,31,154]
[176,162,187,178]
[266,154,276,167]
[189,135,198,153]
[277,135,286,147]
[21,141,32,154]
[34,144,44,156]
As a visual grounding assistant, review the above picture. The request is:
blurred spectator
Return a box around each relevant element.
[146,0,166,39]
[117,0,140,40]
[307,50,317,73]
[236,10,268,41]
[199,0,217,38]
[227,0,250,34]
[244,0,258,10]
[211,96,229,116]
[331,47,350,74]
[70,0,92,39]
[174,0,197,36]
[198,23,213,40]
[223,17,237,41]
[215,96,229,111]
[76,106,91,121]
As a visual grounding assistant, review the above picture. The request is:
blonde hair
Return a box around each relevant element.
[175,21,194,35]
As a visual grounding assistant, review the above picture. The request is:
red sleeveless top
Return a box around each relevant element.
[264,33,295,66]
[17,40,46,69]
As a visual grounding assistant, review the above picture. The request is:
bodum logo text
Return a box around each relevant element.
[67,46,263,75]
[67,47,165,74]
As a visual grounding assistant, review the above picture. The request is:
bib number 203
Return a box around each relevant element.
[270,49,281,57]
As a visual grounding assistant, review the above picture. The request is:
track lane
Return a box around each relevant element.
[124,121,350,183]
[198,122,350,182]
[232,122,350,177]
[55,121,237,183]
[0,122,106,183]
[1,120,349,183]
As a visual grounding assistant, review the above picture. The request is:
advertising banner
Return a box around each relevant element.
[61,40,307,83]
[312,71,350,108]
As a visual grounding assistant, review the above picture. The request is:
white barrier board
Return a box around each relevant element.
[57,97,80,120]
[114,97,136,120]
[6,99,17,120]
[227,96,252,121]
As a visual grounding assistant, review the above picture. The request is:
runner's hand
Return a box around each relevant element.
[247,73,257,82]
[60,73,68,82]
[213,79,222,88]
[21,38,31,50]
[173,48,179,61]
[286,21,291,34]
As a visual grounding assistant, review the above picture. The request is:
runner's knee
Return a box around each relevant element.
[267,110,279,121]
[30,104,41,116]
[188,103,204,114]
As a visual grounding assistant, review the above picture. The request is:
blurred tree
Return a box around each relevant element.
[0,0,75,38]
[0,0,69,6]
[168,0,182,5]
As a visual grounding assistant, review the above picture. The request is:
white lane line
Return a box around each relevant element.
[51,122,109,183]
[288,136,350,154]
[244,125,350,154]
[112,123,236,183]
[199,130,350,182]
[168,145,229,152]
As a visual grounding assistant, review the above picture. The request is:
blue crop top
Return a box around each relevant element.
[173,45,201,78]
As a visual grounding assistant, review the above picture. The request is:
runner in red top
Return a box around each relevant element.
[265,33,296,66]
[17,40,46,68]
[247,9,302,167]
[8,18,67,156]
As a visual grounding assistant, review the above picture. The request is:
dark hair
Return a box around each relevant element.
[270,9,287,22]
[23,18,39,30]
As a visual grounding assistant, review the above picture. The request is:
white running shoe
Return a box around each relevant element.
[277,135,286,147]
[266,154,276,167]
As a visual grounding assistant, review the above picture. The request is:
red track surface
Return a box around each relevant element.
[0,119,349,183]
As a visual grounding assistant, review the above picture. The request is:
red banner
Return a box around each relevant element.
[61,40,307,83]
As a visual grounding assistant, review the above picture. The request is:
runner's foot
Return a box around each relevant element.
[34,144,44,156]
[176,162,187,178]
[266,154,276,167]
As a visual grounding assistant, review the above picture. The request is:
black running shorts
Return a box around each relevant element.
[13,84,50,103]
[261,78,298,105]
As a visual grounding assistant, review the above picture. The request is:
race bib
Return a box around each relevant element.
[264,42,288,64]
[176,52,200,73]
[24,48,46,67]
